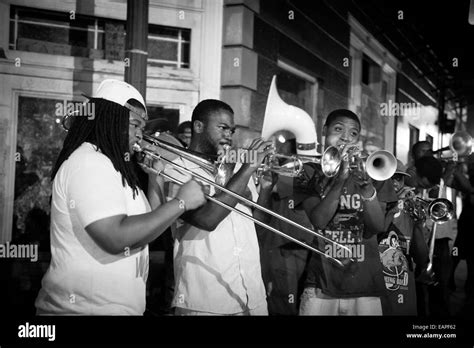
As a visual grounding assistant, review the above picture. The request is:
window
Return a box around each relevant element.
[362,56,370,85]
[409,125,420,151]
[276,60,317,119]
[426,134,433,145]
[9,6,191,68]
[9,6,106,59]
[275,70,313,115]
[148,25,190,68]
[361,54,381,89]
[14,96,67,240]
[145,106,180,135]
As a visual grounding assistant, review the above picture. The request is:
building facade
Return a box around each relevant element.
[0,0,223,241]
[0,0,466,241]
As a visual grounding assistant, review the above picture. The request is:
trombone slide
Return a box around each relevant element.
[134,143,354,268]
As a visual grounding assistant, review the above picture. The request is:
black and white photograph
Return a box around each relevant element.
[1,0,474,345]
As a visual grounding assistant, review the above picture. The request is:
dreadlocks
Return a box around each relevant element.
[52,98,142,197]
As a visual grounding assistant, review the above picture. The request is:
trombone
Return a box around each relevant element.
[133,134,354,268]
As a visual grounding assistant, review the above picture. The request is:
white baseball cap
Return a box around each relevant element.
[93,79,148,119]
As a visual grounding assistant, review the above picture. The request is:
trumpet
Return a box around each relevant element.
[403,193,455,223]
[402,191,454,285]
[257,153,321,178]
[320,144,397,181]
[424,197,455,282]
[433,131,473,161]
[133,133,354,267]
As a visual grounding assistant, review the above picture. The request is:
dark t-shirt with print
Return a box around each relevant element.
[378,209,417,315]
[295,163,385,298]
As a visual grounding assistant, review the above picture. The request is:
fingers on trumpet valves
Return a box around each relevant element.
[260,141,276,154]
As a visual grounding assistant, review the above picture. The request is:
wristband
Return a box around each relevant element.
[361,188,377,202]
[174,197,186,211]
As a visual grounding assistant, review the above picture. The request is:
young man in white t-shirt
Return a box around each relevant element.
[164,99,275,315]
[35,79,205,315]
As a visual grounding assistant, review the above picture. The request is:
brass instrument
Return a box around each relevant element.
[402,190,426,222]
[257,153,321,178]
[402,188,455,285]
[320,144,397,181]
[424,195,455,277]
[433,131,473,161]
[254,75,323,178]
[256,75,397,181]
[133,134,354,268]
[261,76,319,157]
[403,193,455,223]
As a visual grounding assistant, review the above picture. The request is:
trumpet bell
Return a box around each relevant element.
[450,131,473,157]
[321,146,342,177]
[428,198,455,223]
[366,150,397,181]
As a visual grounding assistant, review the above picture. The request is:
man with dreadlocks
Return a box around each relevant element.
[35,79,205,315]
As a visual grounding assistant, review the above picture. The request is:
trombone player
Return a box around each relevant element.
[163,99,275,315]
[35,80,206,315]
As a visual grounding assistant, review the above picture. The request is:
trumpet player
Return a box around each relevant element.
[378,159,431,315]
[164,99,275,315]
[35,80,206,315]
[297,109,387,315]
[405,141,456,316]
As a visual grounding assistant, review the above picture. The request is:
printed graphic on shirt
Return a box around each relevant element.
[322,189,365,262]
[378,225,411,291]
[294,164,367,262]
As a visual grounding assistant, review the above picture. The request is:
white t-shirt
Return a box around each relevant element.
[35,142,150,315]
[164,158,267,314]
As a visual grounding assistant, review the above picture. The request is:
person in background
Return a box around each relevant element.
[257,138,312,315]
[447,154,474,314]
[363,136,383,156]
[378,159,430,315]
[405,141,434,188]
[404,140,455,316]
[176,121,192,148]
